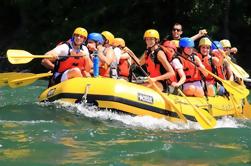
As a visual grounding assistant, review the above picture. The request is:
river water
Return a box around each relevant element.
[0,80,251,166]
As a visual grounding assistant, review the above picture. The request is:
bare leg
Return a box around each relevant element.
[67,68,83,79]
[183,85,195,96]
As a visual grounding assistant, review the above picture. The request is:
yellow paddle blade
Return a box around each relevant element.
[7,49,52,64]
[8,73,52,88]
[177,89,216,129]
[222,80,249,99]
[0,72,37,88]
[7,49,34,64]
[243,98,251,119]
[230,63,249,79]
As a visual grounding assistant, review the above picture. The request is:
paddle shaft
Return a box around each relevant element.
[126,49,187,123]
[177,89,216,128]
[177,53,247,96]
[206,35,247,79]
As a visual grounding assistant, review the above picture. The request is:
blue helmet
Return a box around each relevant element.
[179,37,194,48]
[87,33,104,44]
[211,41,223,50]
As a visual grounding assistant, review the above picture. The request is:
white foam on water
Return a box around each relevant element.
[45,101,201,131]
[215,116,247,128]
[38,101,249,130]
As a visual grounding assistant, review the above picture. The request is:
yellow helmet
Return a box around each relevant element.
[170,40,179,48]
[220,39,231,48]
[101,31,114,45]
[112,38,125,47]
[143,29,159,40]
[73,27,88,38]
[199,37,212,47]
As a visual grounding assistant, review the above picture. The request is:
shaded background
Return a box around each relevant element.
[0,0,250,73]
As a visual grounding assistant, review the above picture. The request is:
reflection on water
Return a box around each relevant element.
[59,137,100,165]
[0,82,250,165]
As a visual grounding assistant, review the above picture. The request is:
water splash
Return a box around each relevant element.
[38,101,249,131]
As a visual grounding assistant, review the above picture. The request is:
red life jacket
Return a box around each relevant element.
[54,42,87,76]
[178,54,202,83]
[201,54,215,84]
[211,50,226,80]
[118,59,130,77]
[145,47,176,84]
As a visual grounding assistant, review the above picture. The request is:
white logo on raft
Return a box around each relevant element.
[137,93,153,104]
[47,88,56,97]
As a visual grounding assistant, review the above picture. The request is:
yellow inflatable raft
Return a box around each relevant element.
[38,77,245,124]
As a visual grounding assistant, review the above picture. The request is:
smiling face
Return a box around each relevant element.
[172,24,183,40]
[200,45,211,56]
[73,34,86,46]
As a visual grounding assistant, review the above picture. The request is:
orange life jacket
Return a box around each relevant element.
[201,54,215,84]
[178,54,202,83]
[211,50,226,80]
[118,59,130,77]
[145,47,176,84]
[54,42,87,76]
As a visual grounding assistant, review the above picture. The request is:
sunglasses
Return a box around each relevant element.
[172,28,182,32]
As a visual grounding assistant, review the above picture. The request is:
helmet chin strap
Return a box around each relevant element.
[147,42,158,50]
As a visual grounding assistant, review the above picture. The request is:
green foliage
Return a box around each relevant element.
[0,0,250,72]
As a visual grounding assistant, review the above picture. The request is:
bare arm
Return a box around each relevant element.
[195,56,208,77]
[97,46,115,65]
[41,50,58,70]
[139,53,146,66]
[191,29,207,41]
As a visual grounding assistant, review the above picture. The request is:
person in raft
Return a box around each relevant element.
[139,29,175,92]
[41,27,92,86]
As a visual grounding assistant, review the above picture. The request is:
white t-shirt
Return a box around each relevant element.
[114,47,122,64]
[53,43,89,59]
[171,58,183,70]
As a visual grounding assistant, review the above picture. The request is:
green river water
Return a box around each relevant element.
[0,80,251,166]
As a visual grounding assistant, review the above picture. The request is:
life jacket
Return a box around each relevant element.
[118,58,130,77]
[178,54,202,83]
[145,46,176,84]
[211,50,226,80]
[54,41,87,76]
[159,45,175,62]
[201,53,216,84]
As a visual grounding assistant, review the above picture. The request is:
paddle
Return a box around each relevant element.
[7,49,54,64]
[206,35,249,79]
[126,49,219,128]
[176,52,249,99]
[0,72,42,88]
[177,89,216,129]
[230,63,249,79]
[203,68,249,99]
[8,72,52,88]
[125,49,191,124]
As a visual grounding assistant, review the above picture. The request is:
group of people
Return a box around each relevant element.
[41,23,238,97]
